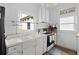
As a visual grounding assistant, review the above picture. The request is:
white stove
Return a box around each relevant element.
[43,33,56,51]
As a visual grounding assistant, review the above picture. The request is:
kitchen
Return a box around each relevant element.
[0,3,79,55]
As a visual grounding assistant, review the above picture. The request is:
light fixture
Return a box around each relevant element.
[20,15,33,21]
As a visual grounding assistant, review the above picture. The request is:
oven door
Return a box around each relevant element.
[47,35,54,47]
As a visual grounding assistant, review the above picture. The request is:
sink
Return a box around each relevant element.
[5,38,22,47]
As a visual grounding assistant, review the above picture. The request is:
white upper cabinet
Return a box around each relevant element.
[37,6,49,29]
[38,6,49,23]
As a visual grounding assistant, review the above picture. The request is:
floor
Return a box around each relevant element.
[44,46,77,55]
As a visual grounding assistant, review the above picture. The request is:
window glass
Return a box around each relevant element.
[17,12,34,33]
[60,16,74,31]
[60,16,74,23]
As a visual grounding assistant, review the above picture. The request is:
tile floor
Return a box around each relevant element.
[44,46,77,55]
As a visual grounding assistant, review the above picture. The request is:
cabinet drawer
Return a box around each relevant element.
[7,51,22,55]
[7,44,22,54]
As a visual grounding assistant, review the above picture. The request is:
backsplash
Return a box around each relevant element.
[6,30,38,40]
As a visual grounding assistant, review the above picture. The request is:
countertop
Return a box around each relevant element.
[5,33,47,48]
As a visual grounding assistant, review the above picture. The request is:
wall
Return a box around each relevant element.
[49,3,79,51]
[0,3,41,36]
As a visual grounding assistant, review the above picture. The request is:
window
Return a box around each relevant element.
[60,16,75,31]
[17,12,34,32]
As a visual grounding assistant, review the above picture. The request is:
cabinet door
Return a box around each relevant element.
[43,36,47,53]
[7,44,22,55]
[11,52,21,55]
[36,37,44,55]
[23,46,35,55]
[7,51,22,55]
[22,39,36,55]
[39,7,49,22]
[77,37,79,55]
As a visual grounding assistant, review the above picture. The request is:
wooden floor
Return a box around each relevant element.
[44,46,77,55]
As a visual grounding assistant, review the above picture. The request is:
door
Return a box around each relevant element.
[36,37,44,55]
[77,36,79,54]
[23,46,35,55]
[57,16,77,51]
[43,36,47,53]
[22,39,36,55]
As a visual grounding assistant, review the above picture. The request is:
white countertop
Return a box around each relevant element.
[5,33,47,48]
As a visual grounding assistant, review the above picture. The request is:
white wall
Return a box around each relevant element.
[49,3,79,51]
[0,3,41,36]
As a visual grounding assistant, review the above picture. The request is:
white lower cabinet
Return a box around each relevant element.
[43,36,47,53]
[22,39,36,55]
[36,37,44,55]
[9,52,21,55]
[7,44,22,55]
[77,37,79,55]
[7,36,47,55]
[22,47,35,55]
